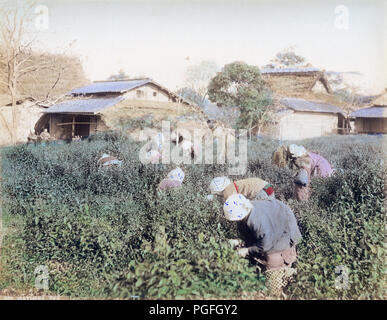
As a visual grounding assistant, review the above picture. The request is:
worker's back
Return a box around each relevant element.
[237,199,302,254]
[223,177,268,200]
[309,152,333,177]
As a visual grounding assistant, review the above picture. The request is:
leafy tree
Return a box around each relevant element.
[263,47,307,69]
[107,69,130,80]
[207,61,273,137]
[236,88,273,136]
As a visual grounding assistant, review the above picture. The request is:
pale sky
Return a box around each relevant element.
[6,0,387,94]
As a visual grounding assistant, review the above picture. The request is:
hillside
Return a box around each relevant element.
[0,52,89,101]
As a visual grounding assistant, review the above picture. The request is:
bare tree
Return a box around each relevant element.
[184,60,219,106]
[0,2,60,143]
[333,84,364,134]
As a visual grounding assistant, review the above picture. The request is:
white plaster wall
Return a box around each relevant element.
[278,112,338,140]
[123,84,171,102]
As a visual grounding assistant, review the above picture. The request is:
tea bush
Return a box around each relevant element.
[109,227,265,299]
[286,162,386,299]
[0,133,385,299]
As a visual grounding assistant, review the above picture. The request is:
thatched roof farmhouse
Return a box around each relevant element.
[261,67,332,95]
[261,67,348,140]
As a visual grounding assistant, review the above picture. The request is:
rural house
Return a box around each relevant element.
[271,98,345,140]
[261,67,332,95]
[260,67,348,140]
[349,92,387,134]
[40,78,201,140]
[0,96,45,146]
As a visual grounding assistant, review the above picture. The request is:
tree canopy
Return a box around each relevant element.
[107,69,130,81]
[207,61,267,107]
[207,61,273,135]
[263,47,307,69]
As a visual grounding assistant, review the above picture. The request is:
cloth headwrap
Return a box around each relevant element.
[223,194,253,221]
[288,144,307,158]
[210,176,232,195]
[167,167,185,182]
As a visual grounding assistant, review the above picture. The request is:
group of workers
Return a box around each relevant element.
[153,143,333,297]
[272,144,334,201]
[98,143,334,297]
[142,130,201,165]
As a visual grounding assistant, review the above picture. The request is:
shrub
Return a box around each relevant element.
[1,133,385,299]
[286,160,386,299]
[109,227,265,299]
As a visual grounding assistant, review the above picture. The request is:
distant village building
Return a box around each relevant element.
[0,96,45,146]
[272,98,345,140]
[261,67,332,95]
[349,92,387,134]
[260,67,348,140]
[41,78,201,140]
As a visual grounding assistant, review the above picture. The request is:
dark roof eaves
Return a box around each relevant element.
[43,111,97,115]
[349,106,387,118]
[280,97,344,114]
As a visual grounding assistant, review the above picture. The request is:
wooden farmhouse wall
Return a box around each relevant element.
[48,114,109,140]
[355,118,387,134]
[277,111,339,140]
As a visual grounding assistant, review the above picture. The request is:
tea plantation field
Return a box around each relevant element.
[0,132,385,299]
